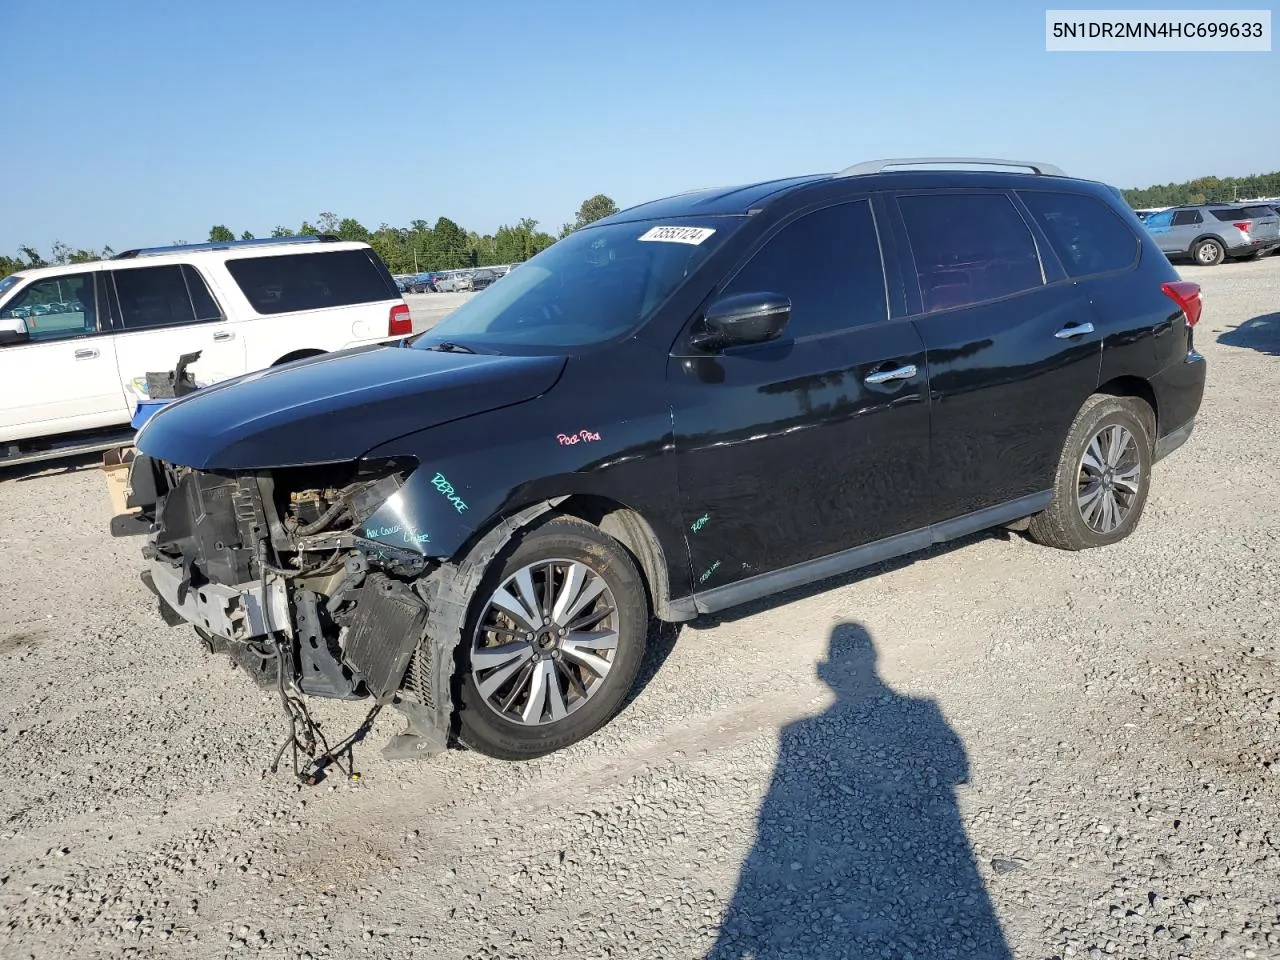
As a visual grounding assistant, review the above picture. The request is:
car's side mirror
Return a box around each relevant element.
[690,292,791,351]
[0,315,30,347]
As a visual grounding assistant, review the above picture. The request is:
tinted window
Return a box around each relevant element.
[1144,210,1173,228]
[722,200,887,337]
[1019,191,1139,278]
[0,273,98,342]
[226,249,397,314]
[182,265,223,321]
[1172,210,1203,226]
[899,193,1043,313]
[1208,208,1246,222]
[113,265,198,330]
[1241,205,1276,218]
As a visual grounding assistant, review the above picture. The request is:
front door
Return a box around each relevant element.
[0,271,128,441]
[106,263,247,396]
[668,199,932,595]
[891,190,1102,522]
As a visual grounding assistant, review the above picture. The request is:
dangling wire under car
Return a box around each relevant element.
[254,537,379,785]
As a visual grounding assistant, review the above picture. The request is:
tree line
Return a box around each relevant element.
[1121,170,1280,208]
[0,194,621,281]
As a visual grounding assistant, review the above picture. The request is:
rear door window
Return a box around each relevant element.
[1018,191,1139,278]
[112,265,201,331]
[183,265,223,321]
[225,249,398,314]
[897,193,1044,313]
[1172,210,1204,225]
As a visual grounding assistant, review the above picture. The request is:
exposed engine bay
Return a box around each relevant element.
[128,453,450,782]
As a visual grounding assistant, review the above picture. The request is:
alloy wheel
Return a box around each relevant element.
[471,559,620,725]
[1077,424,1141,534]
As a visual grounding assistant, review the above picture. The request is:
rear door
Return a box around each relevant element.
[891,189,1102,522]
[0,271,129,441]
[1168,209,1204,253]
[668,198,932,591]
[107,263,247,395]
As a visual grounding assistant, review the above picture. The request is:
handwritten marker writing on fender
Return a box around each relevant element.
[557,430,601,445]
[431,472,469,513]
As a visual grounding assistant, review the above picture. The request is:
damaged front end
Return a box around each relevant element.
[129,453,453,780]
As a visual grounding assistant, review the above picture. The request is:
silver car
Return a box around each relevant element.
[434,271,474,293]
[1143,203,1280,266]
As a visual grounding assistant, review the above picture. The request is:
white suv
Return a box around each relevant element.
[0,236,411,466]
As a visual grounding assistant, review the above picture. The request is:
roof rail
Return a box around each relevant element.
[837,157,1067,178]
[112,234,340,260]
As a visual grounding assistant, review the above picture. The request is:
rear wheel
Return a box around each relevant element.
[1192,238,1225,266]
[456,515,648,760]
[1028,395,1153,551]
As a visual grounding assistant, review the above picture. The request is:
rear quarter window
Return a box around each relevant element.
[1018,191,1140,278]
[225,249,398,314]
[1209,208,1247,222]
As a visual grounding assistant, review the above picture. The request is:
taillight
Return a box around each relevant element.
[388,303,412,337]
[1234,221,1251,234]
[1161,280,1202,327]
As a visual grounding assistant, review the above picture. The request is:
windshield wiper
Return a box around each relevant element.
[430,341,475,354]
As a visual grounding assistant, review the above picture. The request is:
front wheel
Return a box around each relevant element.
[1028,395,1154,551]
[456,515,648,760]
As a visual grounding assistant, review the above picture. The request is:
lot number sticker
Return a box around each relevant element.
[637,225,716,245]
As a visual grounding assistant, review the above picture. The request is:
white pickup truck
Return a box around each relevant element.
[0,236,411,467]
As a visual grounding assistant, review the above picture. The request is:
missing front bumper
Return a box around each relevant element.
[146,557,291,641]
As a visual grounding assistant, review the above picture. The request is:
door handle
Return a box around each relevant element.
[1054,322,1095,339]
[212,331,235,342]
[864,363,917,385]
[74,347,98,360]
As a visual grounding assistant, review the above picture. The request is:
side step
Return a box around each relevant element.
[1,431,136,469]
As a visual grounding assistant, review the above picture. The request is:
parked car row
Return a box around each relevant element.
[1140,201,1280,266]
[395,264,518,294]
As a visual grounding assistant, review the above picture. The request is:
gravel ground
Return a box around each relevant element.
[1,259,1278,960]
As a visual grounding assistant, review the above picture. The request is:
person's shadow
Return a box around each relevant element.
[707,622,1012,960]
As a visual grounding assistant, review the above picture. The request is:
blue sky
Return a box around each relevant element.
[5,0,1277,253]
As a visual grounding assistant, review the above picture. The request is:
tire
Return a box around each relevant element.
[1028,394,1154,551]
[272,349,324,367]
[1192,237,1225,266]
[456,515,648,760]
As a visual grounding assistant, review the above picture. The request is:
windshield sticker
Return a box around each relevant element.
[637,225,716,245]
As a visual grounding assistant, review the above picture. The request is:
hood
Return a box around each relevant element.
[135,344,566,470]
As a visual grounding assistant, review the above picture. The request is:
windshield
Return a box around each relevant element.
[416,218,739,350]
[0,274,25,301]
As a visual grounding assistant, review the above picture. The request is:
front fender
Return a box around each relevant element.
[356,399,685,572]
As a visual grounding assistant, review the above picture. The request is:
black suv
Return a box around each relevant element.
[123,158,1207,766]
